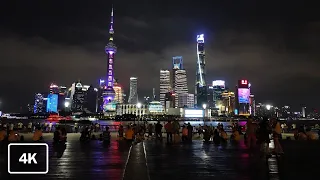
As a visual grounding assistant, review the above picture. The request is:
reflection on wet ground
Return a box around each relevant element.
[0,140,131,180]
[1,137,320,180]
[145,141,277,180]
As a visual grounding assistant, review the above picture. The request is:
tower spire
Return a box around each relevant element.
[109,6,114,41]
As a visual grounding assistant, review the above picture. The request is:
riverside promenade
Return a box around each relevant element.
[0,133,319,180]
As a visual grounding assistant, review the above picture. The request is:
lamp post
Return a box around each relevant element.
[202,103,207,122]
[265,104,273,118]
[137,102,142,125]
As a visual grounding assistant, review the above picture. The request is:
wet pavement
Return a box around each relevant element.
[1,135,320,180]
[0,139,131,180]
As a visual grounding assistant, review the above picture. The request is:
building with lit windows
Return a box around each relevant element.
[174,69,188,108]
[178,93,194,108]
[71,82,86,112]
[34,93,45,113]
[208,80,226,108]
[116,104,148,116]
[148,101,164,115]
[128,77,138,104]
[195,34,207,108]
[221,91,236,115]
[160,70,171,107]
[113,81,123,104]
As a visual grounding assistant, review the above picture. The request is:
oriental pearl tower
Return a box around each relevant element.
[102,6,117,111]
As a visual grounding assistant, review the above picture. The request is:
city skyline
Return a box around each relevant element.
[0,1,319,111]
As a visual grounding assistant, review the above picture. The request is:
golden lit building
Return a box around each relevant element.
[221,91,236,115]
[113,82,123,103]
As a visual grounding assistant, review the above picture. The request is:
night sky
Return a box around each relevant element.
[0,0,319,112]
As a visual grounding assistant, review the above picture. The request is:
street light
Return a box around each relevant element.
[202,103,207,119]
[137,102,142,125]
[202,103,207,110]
[64,101,70,108]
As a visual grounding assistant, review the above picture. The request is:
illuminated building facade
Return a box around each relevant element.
[195,34,207,108]
[235,80,250,116]
[46,94,58,113]
[116,104,148,116]
[128,77,138,104]
[113,81,123,103]
[148,101,164,115]
[103,7,117,111]
[160,70,171,107]
[221,91,236,115]
[208,80,226,108]
[72,82,86,112]
[178,93,194,108]
[172,56,184,108]
[34,93,45,113]
[174,69,188,108]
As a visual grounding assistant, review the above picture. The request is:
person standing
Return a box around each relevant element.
[246,117,257,151]
[33,127,43,142]
[257,118,271,156]
[164,121,173,144]
[187,123,193,142]
[155,121,163,142]
[271,118,284,154]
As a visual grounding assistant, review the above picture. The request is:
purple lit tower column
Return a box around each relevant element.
[102,7,117,111]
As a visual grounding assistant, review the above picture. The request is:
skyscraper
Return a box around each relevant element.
[235,79,250,115]
[160,70,171,107]
[103,7,117,110]
[174,69,188,107]
[47,94,58,113]
[84,85,97,113]
[195,34,207,108]
[72,82,86,112]
[128,77,138,104]
[171,56,187,108]
[34,93,45,113]
[114,80,123,103]
[178,93,194,108]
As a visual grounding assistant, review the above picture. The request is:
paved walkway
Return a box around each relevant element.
[1,134,320,179]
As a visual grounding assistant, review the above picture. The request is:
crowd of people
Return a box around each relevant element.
[1,117,320,155]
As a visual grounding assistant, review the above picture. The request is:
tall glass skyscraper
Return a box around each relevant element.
[171,56,188,107]
[103,7,117,111]
[160,70,171,107]
[128,77,138,104]
[195,34,207,108]
[174,69,188,108]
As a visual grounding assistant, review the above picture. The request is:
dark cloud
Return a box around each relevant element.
[0,0,319,111]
